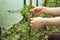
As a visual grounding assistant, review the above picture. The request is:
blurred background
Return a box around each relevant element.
[0,0,60,40]
[0,0,43,11]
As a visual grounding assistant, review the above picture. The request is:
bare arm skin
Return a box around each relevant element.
[30,7,60,16]
[44,17,60,26]
[30,7,60,29]
[43,7,60,16]
[30,17,60,29]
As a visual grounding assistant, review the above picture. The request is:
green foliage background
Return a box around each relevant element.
[1,0,60,40]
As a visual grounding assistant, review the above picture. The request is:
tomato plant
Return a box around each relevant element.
[1,0,60,40]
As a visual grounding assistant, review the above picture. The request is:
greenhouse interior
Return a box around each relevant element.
[0,0,60,40]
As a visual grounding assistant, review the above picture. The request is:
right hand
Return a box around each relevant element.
[30,17,46,30]
[30,6,44,16]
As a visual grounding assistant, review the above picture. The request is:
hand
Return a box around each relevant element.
[30,17,46,30]
[30,6,44,16]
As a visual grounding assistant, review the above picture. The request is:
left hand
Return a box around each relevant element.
[30,6,44,16]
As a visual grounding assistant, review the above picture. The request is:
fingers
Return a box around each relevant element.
[30,8,35,13]
[30,18,35,28]
[30,24,34,28]
[30,18,34,21]
[30,17,42,30]
[30,23,41,30]
[30,20,37,29]
[30,24,37,30]
[30,8,38,13]
[30,7,43,16]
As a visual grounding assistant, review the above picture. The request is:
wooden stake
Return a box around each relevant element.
[30,0,32,6]
[36,0,38,6]
[24,0,26,5]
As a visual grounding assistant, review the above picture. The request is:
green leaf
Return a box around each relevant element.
[0,12,23,30]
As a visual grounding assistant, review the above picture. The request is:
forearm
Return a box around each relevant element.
[44,17,60,26]
[43,7,60,16]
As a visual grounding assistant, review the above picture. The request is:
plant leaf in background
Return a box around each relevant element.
[0,12,23,30]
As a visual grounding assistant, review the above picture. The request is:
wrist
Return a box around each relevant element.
[37,6,47,13]
[43,18,52,25]
[42,18,48,25]
[42,7,49,13]
[39,18,49,25]
[43,18,55,26]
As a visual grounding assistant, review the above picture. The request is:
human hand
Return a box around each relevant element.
[30,6,44,16]
[30,17,46,30]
